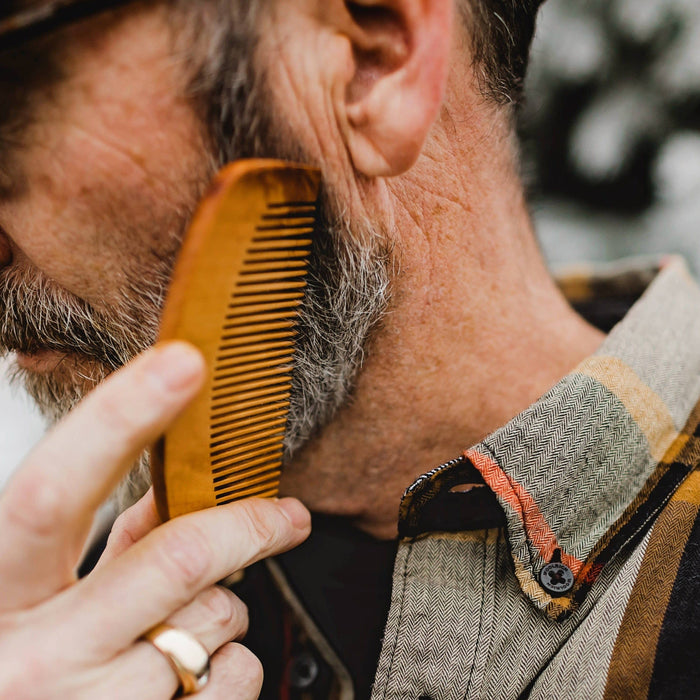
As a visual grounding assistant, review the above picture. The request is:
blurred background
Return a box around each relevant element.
[525,0,700,271]
[1,0,700,485]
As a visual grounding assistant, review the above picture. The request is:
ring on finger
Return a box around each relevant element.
[143,623,211,696]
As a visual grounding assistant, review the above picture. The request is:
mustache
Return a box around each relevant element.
[0,265,161,370]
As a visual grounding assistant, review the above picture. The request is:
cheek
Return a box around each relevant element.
[0,0,214,309]
[261,7,348,164]
[3,108,208,308]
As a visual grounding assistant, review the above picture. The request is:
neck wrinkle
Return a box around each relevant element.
[280,88,604,540]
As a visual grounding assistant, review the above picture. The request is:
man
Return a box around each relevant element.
[0,0,699,698]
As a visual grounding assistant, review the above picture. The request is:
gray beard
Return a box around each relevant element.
[0,6,393,511]
[0,181,391,512]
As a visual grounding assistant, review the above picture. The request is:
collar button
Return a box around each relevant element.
[539,562,574,596]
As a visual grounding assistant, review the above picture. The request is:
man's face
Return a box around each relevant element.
[0,4,214,412]
[0,1,391,502]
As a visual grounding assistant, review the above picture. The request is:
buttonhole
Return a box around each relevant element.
[449,483,485,494]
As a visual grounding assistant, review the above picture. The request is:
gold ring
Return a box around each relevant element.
[143,623,211,696]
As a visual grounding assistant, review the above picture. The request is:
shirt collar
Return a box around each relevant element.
[399,257,700,619]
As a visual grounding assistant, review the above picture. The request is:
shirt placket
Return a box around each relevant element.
[372,528,501,700]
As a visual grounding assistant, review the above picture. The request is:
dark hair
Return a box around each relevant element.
[462,0,545,106]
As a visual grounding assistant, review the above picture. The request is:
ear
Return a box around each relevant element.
[333,0,454,178]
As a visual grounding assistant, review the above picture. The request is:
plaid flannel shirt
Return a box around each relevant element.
[374,256,700,699]
[241,256,700,699]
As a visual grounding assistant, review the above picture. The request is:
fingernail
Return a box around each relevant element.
[278,498,311,531]
[147,341,204,392]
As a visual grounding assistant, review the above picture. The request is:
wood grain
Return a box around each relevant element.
[150,160,320,521]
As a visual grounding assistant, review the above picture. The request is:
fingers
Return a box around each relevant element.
[3,584,251,700]
[122,584,250,695]
[94,489,161,570]
[90,586,257,700]
[198,644,264,700]
[167,585,249,653]
[103,642,263,700]
[0,342,205,612]
[60,497,310,657]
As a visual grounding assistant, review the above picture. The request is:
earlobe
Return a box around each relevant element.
[336,0,453,178]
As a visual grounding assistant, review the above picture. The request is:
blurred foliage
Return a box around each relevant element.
[521,0,700,212]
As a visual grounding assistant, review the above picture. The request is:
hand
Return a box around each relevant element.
[0,342,311,699]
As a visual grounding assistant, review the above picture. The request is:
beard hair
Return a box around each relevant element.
[2,196,392,512]
[0,259,172,509]
[285,197,392,455]
[0,263,168,421]
[3,5,393,512]
[181,3,394,453]
[108,203,392,511]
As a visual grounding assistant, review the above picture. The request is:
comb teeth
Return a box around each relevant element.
[152,162,321,522]
[209,200,315,504]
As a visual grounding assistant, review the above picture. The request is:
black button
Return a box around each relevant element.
[539,562,574,596]
[289,651,320,689]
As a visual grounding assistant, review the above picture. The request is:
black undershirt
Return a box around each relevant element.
[238,513,398,699]
[276,514,398,699]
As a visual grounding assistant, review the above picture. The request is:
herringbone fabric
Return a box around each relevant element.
[374,258,700,699]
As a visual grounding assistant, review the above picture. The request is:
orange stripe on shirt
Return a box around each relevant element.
[464,448,583,575]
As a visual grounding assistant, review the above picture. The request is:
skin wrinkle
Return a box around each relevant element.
[263,11,341,178]
[0,166,15,195]
[55,111,203,192]
[261,6,393,238]
[0,0,603,538]
[57,122,161,185]
[1,113,202,303]
[0,1,397,511]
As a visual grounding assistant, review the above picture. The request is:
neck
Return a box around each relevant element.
[280,85,604,539]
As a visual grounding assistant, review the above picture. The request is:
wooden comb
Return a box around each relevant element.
[150,160,321,522]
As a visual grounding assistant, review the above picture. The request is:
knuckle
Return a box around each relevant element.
[234,597,250,638]
[156,524,212,591]
[237,503,280,553]
[201,587,247,635]
[3,472,67,539]
[108,509,140,549]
